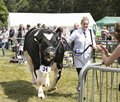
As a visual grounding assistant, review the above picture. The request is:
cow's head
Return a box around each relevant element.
[34,28,62,61]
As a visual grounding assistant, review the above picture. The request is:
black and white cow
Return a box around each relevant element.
[24,28,64,99]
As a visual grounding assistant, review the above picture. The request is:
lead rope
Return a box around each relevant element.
[38,33,94,68]
[61,37,92,57]
[89,29,95,58]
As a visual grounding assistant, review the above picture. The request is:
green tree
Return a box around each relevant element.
[0,0,9,27]
[16,0,29,12]
[61,0,73,13]
[73,0,109,21]
[48,0,66,13]
[28,0,49,13]
[16,0,20,3]
[111,0,120,16]
[4,0,17,12]
[47,0,58,13]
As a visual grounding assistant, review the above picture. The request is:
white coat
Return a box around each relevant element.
[67,28,96,68]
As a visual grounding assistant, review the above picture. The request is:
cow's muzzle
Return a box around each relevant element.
[44,47,55,59]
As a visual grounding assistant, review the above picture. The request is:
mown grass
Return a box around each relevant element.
[0,51,79,102]
[0,49,120,102]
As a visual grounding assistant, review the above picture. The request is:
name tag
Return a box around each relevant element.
[39,65,51,73]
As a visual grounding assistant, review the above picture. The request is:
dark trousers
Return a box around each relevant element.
[76,68,82,76]
[76,68,87,82]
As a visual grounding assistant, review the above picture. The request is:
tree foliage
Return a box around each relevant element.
[28,0,48,13]
[0,0,9,27]
[16,0,29,12]
[2,0,120,22]
[4,0,17,12]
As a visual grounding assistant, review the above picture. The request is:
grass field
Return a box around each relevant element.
[0,49,120,102]
[0,56,79,102]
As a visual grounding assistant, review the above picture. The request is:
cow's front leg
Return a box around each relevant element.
[36,69,45,99]
[45,73,50,87]
[51,68,59,90]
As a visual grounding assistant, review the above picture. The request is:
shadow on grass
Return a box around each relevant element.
[0,80,38,102]
[44,90,78,98]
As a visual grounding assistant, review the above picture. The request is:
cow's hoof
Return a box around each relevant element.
[47,88,57,92]
[51,87,57,91]
[32,82,36,85]
[45,83,50,87]
[48,88,57,92]
[38,93,45,99]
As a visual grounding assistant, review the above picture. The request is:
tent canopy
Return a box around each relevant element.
[8,13,96,29]
[96,16,120,28]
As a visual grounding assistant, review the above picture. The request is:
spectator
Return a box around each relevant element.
[53,25,57,30]
[55,27,64,42]
[106,28,112,40]
[93,24,97,36]
[0,27,8,57]
[17,24,25,43]
[9,26,16,45]
[16,24,26,63]
[70,23,79,50]
[37,23,41,28]
[69,23,79,65]
[42,24,46,29]
[56,27,63,35]
[97,22,120,66]
[25,24,31,33]
[53,25,57,34]
[101,26,108,40]
[33,26,37,29]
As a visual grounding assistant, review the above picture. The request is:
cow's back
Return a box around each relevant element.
[24,28,38,51]
[24,28,41,67]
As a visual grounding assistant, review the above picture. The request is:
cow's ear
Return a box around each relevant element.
[33,30,42,43]
[56,32,61,37]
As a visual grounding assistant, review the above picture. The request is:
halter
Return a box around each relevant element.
[38,38,61,67]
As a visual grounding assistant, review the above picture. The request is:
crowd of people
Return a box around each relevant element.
[0,19,120,72]
[1,18,120,100]
[0,23,48,58]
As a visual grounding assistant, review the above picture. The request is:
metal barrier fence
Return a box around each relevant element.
[78,61,120,102]
[95,40,117,53]
[0,39,118,65]
[92,40,118,63]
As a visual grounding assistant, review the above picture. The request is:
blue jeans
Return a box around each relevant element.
[10,40,13,45]
[102,36,105,40]
[2,43,6,56]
